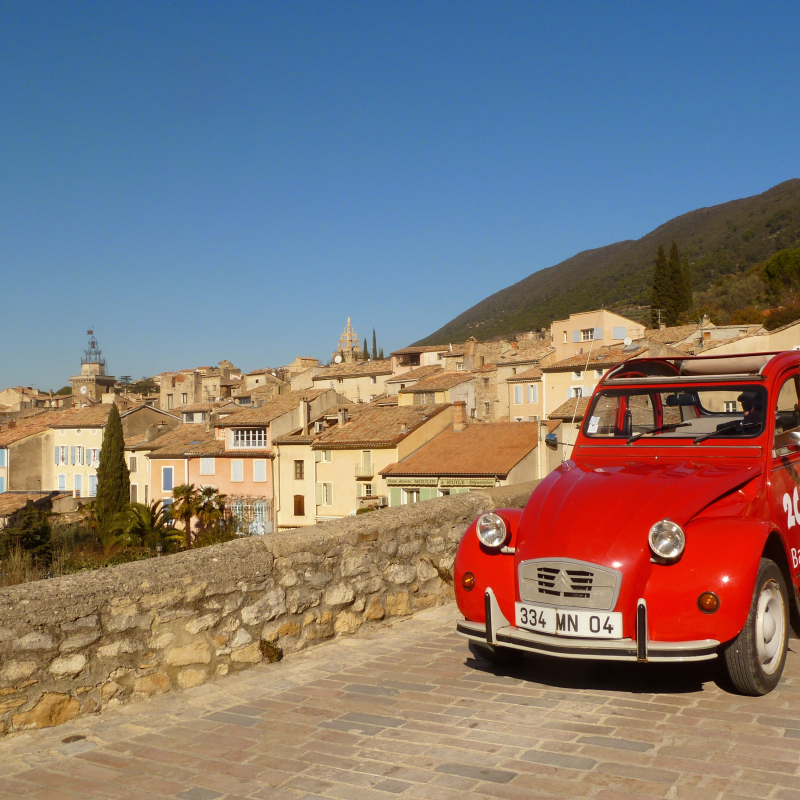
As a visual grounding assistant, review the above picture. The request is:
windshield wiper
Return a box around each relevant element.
[626,422,691,445]
[693,420,761,445]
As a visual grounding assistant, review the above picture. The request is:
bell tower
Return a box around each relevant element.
[70,331,117,404]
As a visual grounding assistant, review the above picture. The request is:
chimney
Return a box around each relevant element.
[337,408,348,426]
[453,401,467,432]
[204,411,213,432]
[300,401,309,435]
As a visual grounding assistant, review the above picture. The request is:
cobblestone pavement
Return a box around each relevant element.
[2,604,800,800]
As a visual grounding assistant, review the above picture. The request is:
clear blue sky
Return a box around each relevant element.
[2,1,798,390]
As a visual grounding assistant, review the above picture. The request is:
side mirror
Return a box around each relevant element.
[545,433,558,450]
[788,431,800,453]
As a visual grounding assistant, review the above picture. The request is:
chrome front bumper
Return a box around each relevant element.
[457,588,719,663]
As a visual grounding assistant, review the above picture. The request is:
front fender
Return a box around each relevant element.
[454,508,522,625]
[644,517,773,643]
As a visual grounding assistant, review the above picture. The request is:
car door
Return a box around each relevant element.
[770,370,800,585]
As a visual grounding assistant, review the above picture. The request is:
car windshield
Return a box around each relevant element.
[583,385,768,442]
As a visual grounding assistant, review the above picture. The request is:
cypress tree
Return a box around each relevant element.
[651,243,669,327]
[372,329,378,360]
[666,240,685,324]
[682,251,693,312]
[379,348,384,359]
[362,338,368,359]
[95,403,130,534]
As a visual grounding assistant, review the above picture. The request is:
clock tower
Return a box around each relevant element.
[70,331,117,405]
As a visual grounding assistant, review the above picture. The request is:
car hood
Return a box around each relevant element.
[516,459,762,597]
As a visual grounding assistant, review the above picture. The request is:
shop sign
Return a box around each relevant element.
[385,477,439,486]
[440,477,497,487]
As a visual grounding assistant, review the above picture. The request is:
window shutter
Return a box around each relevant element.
[572,330,580,342]
[315,482,323,506]
[78,447,84,465]
[612,326,627,340]
[70,447,76,465]
[55,446,59,465]
[326,483,333,504]
[315,450,322,463]
[533,385,538,404]
[390,487,401,506]
[594,326,602,340]
[420,487,435,501]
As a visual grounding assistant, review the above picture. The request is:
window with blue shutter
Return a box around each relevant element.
[594,326,602,340]
[612,326,627,339]
[74,474,82,496]
[572,330,580,342]
[70,447,76,465]
[0,450,6,468]
[0,477,5,493]
[162,466,173,491]
[88,475,97,497]
[55,446,59,465]
[58,474,66,491]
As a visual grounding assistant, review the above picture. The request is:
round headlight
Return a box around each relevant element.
[648,519,685,562]
[476,513,508,548]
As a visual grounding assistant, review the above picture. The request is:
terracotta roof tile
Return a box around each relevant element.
[312,359,394,380]
[399,372,474,394]
[385,366,444,384]
[0,492,71,518]
[215,389,332,428]
[381,422,540,477]
[391,345,455,356]
[498,343,555,364]
[313,404,449,448]
[543,343,648,372]
[548,396,591,421]
[506,367,543,383]
[640,324,702,344]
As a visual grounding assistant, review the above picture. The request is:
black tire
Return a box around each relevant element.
[468,640,516,664]
[722,558,789,696]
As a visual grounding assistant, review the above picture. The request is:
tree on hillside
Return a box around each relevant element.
[372,329,378,360]
[172,484,200,549]
[762,248,800,294]
[95,404,130,534]
[651,244,669,327]
[55,386,72,396]
[666,240,686,324]
[682,252,693,313]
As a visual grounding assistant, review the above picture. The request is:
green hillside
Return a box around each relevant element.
[417,179,800,344]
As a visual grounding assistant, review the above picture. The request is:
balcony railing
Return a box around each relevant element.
[354,465,374,478]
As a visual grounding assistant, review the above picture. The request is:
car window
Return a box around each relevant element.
[774,374,800,450]
[584,385,767,440]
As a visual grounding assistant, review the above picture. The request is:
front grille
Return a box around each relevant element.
[519,559,620,610]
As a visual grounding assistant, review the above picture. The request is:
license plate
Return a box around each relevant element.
[515,602,623,639]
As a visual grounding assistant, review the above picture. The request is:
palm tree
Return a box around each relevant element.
[196,486,227,532]
[171,484,200,549]
[118,501,181,553]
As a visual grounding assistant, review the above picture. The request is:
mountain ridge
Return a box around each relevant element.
[416,179,800,344]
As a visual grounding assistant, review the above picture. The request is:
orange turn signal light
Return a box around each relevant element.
[697,592,720,613]
[462,572,476,591]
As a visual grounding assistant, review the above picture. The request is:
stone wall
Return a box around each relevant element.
[0,483,534,735]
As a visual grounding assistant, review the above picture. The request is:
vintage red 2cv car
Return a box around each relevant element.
[455,351,800,695]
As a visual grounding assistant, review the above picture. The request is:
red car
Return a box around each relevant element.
[455,351,800,695]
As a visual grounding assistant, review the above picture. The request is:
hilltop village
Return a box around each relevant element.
[1,312,796,534]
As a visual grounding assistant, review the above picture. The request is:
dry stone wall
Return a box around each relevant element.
[0,483,534,735]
